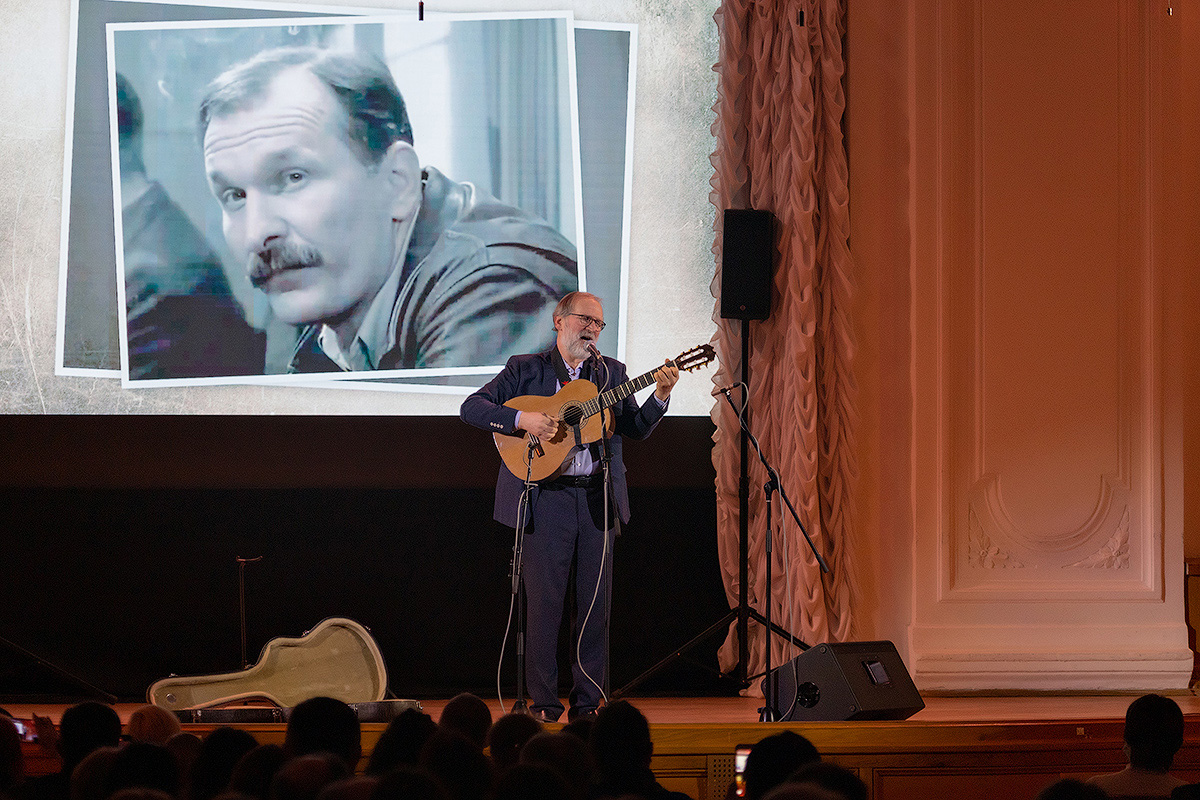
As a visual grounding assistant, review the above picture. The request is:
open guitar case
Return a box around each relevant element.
[148,618,420,723]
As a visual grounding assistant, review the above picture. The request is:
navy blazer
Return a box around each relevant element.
[460,347,667,527]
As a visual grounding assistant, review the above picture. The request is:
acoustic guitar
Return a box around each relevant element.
[494,343,716,481]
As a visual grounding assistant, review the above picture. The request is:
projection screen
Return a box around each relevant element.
[3,0,720,415]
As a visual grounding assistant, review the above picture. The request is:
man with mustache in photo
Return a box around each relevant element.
[199,45,578,373]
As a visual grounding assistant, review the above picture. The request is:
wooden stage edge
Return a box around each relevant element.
[9,693,1200,800]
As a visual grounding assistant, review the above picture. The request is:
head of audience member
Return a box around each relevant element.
[786,762,867,800]
[760,785,844,800]
[165,732,203,783]
[1035,778,1110,800]
[108,789,174,800]
[198,46,421,349]
[560,715,593,743]
[314,775,377,800]
[70,746,121,800]
[437,694,492,751]
[1124,693,1185,772]
[185,726,259,800]
[519,731,593,800]
[743,731,821,800]
[0,716,22,796]
[365,709,437,776]
[418,729,492,800]
[493,763,571,800]
[110,789,176,800]
[486,712,543,774]
[58,702,123,771]
[105,741,179,797]
[284,697,362,770]
[270,753,349,800]
[127,705,182,746]
[368,766,448,800]
[228,744,289,800]
[589,700,657,795]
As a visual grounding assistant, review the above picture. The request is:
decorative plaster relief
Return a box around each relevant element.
[967,504,1026,568]
[963,473,1130,573]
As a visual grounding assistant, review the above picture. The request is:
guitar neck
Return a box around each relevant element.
[581,364,663,420]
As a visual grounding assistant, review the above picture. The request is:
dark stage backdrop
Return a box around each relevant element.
[0,416,727,701]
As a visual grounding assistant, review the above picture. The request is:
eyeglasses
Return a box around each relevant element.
[568,313,606,331]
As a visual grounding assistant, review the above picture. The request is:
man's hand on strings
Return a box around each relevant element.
[519,411,560,440]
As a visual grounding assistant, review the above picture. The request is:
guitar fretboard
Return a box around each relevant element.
[579,365,664,420]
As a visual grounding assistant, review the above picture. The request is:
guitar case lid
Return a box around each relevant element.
[149,618,393,712]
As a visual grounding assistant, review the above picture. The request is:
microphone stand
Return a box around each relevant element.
[508,440,540,714]
[717,386,829,720]
[591,352,615,699]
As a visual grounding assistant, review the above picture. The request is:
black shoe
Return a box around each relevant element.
[567,707,598,722]
[533,709,560,723]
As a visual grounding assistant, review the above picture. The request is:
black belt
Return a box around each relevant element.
[544,473,602,489]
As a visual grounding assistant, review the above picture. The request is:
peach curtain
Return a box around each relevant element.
[708,0,858,686]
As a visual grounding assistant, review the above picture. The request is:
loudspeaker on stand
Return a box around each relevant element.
[720,208,774,321]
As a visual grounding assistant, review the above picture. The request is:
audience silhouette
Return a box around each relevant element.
[226,745,286,800]
[105,743,177,799]
[283,700,362,773]
[1,717,22,800]
[589,700,690,800]
[125,709,180,748]
[364,711,436,777]
[742,731,820,800]
[1037,779,1110,800]
[184,729,257,800]
[24,703,123,800]
[17,693,1191,800]
[1089,694,1187,798]
[436,696,491,752]
[518,732,592,800]
[784,762,865,800]
[484,713,541,775]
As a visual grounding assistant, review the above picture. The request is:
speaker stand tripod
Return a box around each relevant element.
[614,318,828,709]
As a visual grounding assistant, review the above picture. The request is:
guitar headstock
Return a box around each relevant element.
[673,343,717,373]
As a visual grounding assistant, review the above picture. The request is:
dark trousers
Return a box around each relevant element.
[521,481,614,719]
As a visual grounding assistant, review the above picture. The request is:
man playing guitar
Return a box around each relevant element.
[460,291,679,721]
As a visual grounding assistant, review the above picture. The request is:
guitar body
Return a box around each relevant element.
[494,379,614,482]
[148,617,388,711]
[489,343,715,482]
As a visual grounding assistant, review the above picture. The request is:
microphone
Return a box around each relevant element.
[712,384,738,397]
[587,343,602,361]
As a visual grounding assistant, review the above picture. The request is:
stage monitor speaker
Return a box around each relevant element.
[721,208,774,320]
[760,640,924,721]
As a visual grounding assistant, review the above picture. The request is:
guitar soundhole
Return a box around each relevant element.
[561,402,584,427]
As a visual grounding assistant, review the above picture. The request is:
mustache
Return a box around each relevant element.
[248,242,323,289]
